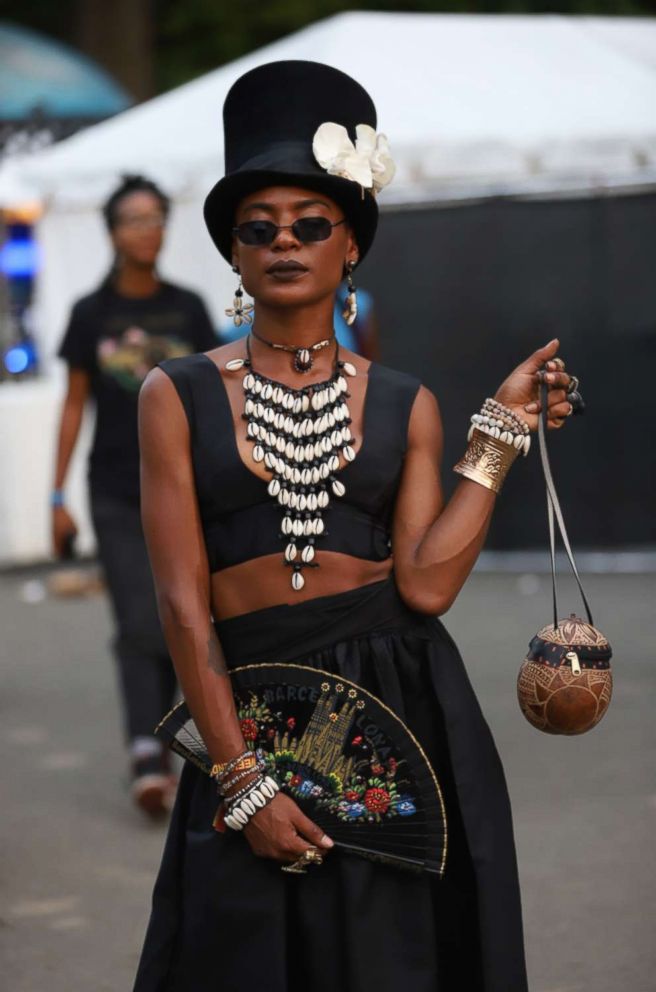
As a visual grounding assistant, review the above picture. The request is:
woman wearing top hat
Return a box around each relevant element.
[133,61,579,991]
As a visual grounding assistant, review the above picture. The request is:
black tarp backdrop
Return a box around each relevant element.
[358,191,656,549]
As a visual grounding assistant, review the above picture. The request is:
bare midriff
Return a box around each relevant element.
[210,552,394,620]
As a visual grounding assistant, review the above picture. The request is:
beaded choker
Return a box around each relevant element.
[225,336,358,590]
[251,327,334,373]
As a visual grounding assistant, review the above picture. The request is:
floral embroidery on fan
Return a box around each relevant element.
[234,681,418,825]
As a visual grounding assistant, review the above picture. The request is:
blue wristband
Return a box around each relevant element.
[50,489,65,508]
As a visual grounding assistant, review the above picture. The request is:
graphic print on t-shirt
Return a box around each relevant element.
[97,326,193,392]
[58,281,218,502]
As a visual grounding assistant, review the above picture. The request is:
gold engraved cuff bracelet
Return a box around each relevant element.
[453,428,520,495]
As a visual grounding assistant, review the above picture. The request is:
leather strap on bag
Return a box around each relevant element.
[538,374,594,630]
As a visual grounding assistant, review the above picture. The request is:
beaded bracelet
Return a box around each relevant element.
[223,768,268,801]
[228,774,279,813]
[467,398,531,456]
[224,776,267,831]
[221,781,257,807]
[224,775,280,831]
[221,773,266,807]
[482,399,527,436]
[211,749,257,782]
[218,759,266,797]
[454,396,532,494]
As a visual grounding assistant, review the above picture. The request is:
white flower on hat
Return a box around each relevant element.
[312,122,395,195]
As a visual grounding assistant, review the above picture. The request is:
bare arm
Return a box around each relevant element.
[139,369,333,860]
[51,368,90,555]
[393,340,574,615]
[392,386,496,615]
[54,367,90,488]
[138,368,244,764]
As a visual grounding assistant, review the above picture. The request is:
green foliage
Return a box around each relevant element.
[2,0,654,96]
[155,0,655,90]
[0,0,75,46]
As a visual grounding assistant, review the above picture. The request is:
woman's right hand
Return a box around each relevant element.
[52,506,78,558]
[243,791,334,863]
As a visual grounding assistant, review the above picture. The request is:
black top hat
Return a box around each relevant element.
[204,61,381,265]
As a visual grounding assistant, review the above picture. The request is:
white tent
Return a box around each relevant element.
[4,11,656,349]
[2,11,656,564]
[2,11,655,354]
[6,12,656,203]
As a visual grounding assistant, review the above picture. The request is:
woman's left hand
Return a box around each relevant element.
[493,338,575,432]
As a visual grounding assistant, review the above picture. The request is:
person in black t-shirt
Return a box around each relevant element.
[53,175,217,817]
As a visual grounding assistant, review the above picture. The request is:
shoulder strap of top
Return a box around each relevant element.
[158,353,234,439]
[158,355,198,429]
[366,362,421,453]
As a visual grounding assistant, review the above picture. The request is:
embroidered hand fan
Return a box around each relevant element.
[156,663,447,877]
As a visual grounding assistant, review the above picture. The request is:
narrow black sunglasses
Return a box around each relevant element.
[232,216,346,246]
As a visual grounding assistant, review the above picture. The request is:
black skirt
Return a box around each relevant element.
[133,579,528,992]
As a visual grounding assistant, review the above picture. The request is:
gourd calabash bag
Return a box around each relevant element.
[517,376,613,734]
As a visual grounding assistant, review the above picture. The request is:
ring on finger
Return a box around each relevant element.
[281,847,323,874]
[551,357,566,372]
[567,374,579,395]
[281,856,308,874]
[569,390,585,415]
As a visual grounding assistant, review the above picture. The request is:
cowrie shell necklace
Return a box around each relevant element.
[225,336,358,591]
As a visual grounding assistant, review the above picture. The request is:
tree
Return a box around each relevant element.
[75,0,154,101]
[1,0,653,99]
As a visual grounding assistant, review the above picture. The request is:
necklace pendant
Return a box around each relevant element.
[294,348,312,373]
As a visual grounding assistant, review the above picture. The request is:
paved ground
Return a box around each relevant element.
[1,565,653,992]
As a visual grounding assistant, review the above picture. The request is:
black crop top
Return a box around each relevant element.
[158,353,421,573]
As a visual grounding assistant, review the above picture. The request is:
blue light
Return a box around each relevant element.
[4,345,31,374]
[0,239,41,277]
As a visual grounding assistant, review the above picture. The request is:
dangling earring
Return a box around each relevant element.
[225,267,254,327]
[342,261,358,327]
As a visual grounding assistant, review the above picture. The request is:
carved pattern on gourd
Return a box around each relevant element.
[537,618,609,648]
[517,661,612,735]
